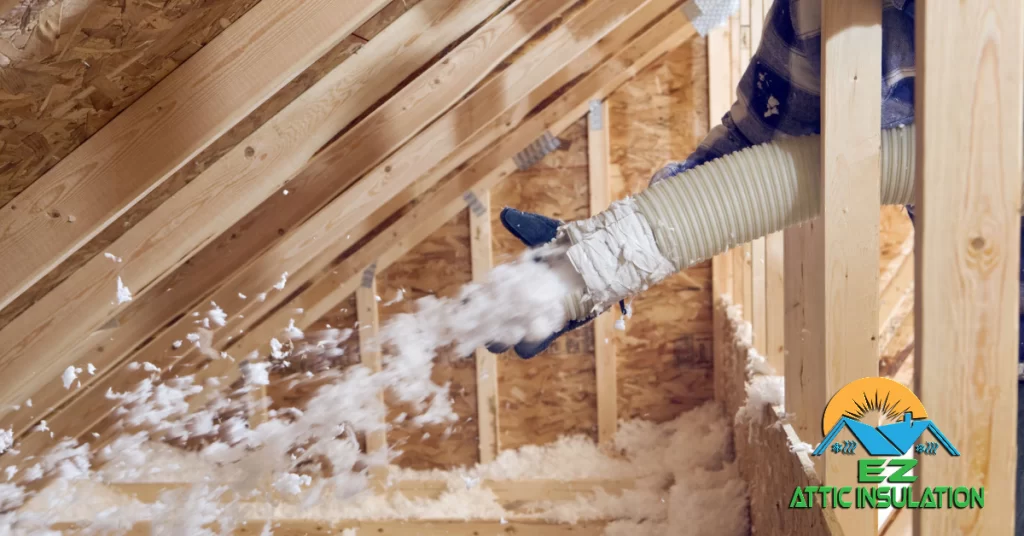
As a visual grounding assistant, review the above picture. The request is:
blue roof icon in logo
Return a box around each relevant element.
[811,413,959,457]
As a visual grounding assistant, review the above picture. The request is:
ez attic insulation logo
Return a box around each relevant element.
[788,377,984,510]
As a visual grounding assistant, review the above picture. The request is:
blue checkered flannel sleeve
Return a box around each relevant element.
[650,0,1024,371]
[650,0,916,185]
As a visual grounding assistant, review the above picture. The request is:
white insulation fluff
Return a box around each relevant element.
[5,246,747,535]
[722,299,785,427]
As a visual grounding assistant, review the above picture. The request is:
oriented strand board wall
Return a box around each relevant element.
[878,205,915,379]
[264,294,360,413]
[377,211,479,470]
[608,37,713,423]
[225,37,715,469]
[491,118,600,452]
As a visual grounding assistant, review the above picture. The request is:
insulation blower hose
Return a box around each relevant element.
[558,125,916,319]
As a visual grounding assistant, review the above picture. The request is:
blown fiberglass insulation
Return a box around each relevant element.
[3,246,747,535]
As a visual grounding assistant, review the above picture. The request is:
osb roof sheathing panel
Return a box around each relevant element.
[0,0,430,330]
[0,0,262,205]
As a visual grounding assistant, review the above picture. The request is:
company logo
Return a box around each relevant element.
[789,377,983,511]
[812,376,958,458]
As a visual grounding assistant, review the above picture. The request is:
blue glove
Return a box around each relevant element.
[487,207,625,359]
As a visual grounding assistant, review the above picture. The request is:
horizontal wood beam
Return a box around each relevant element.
[104,477,638,505]
[52,520,609,535]
[0,0,391,312]
[39,479,639,532]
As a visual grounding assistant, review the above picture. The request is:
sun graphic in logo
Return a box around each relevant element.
[821,376,927,435]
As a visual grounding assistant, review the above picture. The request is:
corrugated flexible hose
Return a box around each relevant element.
[560,125,915,319]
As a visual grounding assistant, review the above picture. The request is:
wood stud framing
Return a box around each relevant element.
[171,0,660,368]
[913,1,1022,534]
[746,0,769,361]
[0,0,698,494]
[757,0,785,372]
[214,2,696,383]
[588,99,618,444]
[140,0,575,386]
[357,277,388,485]
[12,0,1021,530]
[707,6,735,402]
[818,1,882,534]
[469,189,500,462]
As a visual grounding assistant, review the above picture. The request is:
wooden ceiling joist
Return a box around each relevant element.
[0,0,506,438]
[0,0,392,312]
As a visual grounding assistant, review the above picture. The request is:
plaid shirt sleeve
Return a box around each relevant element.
[650,0,916,185]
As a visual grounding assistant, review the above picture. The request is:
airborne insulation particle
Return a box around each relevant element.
[0,428,12,454]
[208,303,228,327]
[116,276,133,304]
[62,366,81,389]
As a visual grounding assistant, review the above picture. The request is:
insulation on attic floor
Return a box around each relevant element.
[19,402,749,535]
[7,245,750,534]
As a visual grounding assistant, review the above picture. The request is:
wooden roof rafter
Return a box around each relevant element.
[165,0,692,414]
[229,4,699,369]
[0,0,514,439]
[107,0,679,415]
[0,0,395,311]
[146,3,685,461]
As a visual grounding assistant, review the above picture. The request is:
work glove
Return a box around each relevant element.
[485,207,625,359]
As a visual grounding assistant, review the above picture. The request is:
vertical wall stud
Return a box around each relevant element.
[818,0,883,533]
[357,274,388,486]
[914,0,1022,533]
[468,189,500,462]
[589,99,618,445]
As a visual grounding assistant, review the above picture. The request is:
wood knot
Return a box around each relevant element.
[970,236,986,250]
[244,146,255,158]
[47,208,60,219]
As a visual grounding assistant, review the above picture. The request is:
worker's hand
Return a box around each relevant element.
[486,208,621,359]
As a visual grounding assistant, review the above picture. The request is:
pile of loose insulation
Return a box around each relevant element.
[1,245,749,535]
